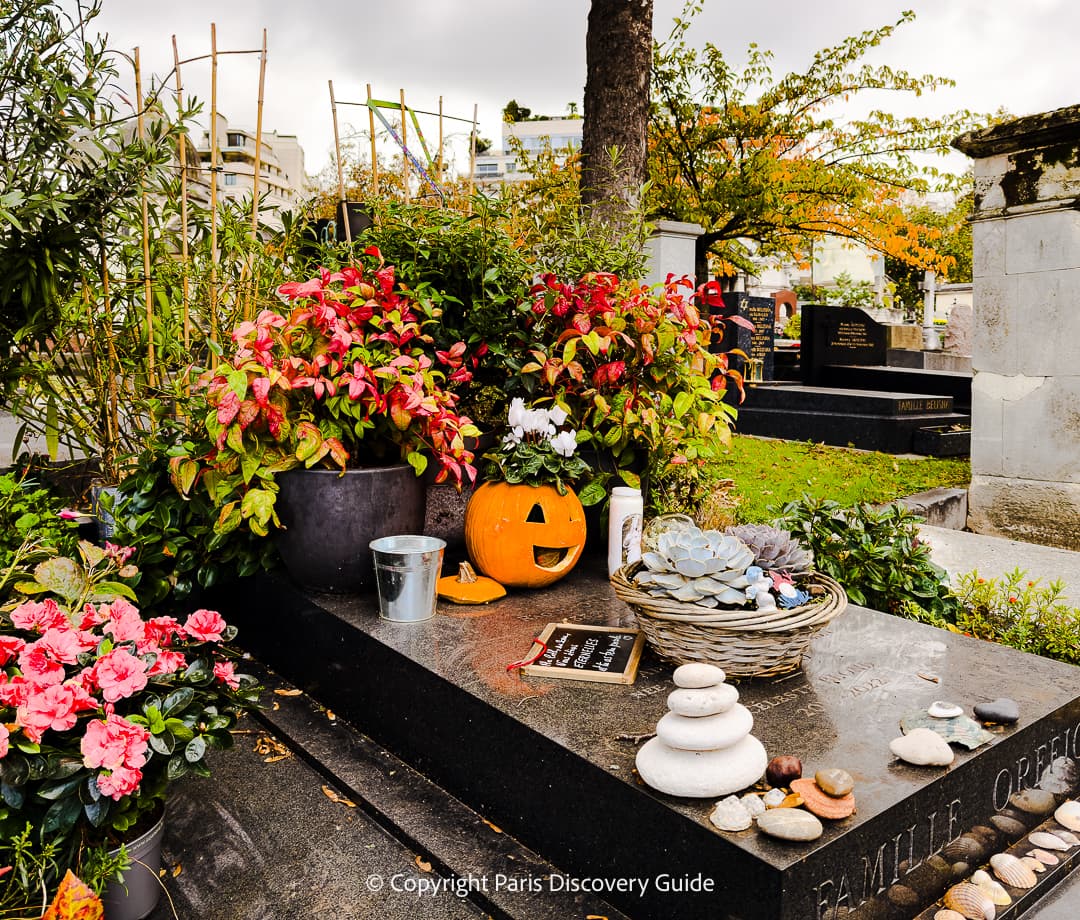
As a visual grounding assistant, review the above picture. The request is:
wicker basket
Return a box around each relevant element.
[610,564,847,678]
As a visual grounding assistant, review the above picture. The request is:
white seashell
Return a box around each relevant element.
[1027,847,1059,865]
[1054,799,1080,831]
[1029,830,1070,851]
[1051,828,1080,846]
[934,911,968,920]
[1020,856,1046,873]
[969,871,1011,906]
[928,700,964,719]
[989,852,1037,889]
[943,881,995,919]
[709,795,753,831]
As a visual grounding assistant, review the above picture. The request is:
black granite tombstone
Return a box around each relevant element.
[716,292,777,381]
[802,304,887,385]
[220,564,1080,920]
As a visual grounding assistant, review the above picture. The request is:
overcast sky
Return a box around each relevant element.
[88,0,1080,181]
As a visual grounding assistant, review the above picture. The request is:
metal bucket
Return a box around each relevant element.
[369,535,446,622]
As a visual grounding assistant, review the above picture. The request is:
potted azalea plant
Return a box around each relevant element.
[0,540,258,918]
[464,398,591,589]
[176,248,480,593]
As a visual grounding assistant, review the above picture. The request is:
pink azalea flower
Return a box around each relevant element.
[146,646,186,677]
[103,542,135,564]
[81,713,149,771]
[10,599,67,633]
[37,627,84,665]
[0,723,8,759]
[103,599,145,645]
[213,660,240,690]
[93,649,148,703]
[17,644,65,687]
[143,616,183,647]
[96,764,143,800]
[183,610,227,643]
[16,682,86,743]
[0,635,26,666]
[0,675,29,708]
[78,603,109,630]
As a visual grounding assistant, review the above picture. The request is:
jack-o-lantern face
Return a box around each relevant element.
[464,481,587,589]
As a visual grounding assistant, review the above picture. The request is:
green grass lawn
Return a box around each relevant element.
[717,435,971,524]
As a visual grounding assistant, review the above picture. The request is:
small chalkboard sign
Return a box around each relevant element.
[522,623,645,685]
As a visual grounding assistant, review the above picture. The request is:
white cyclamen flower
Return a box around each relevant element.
[523,409,548,434]
[548,405,569,427]
[550,430,578,457]
[507,398,527,429]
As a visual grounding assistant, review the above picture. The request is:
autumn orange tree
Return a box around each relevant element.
[649,5,988,282]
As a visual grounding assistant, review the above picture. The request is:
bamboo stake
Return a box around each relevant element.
[101,246,119,470]
[247,28,268,321]
[250,28,267,239]
[399,88,409,203]
[329,80,351,245]
[437,95,444,190]
[134,47,155,387]
[468,103,478,208]
[367,83,378,197]
[171,36,191,351]
[209,23,220,363]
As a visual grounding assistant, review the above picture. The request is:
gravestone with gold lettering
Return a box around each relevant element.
[715,292,777,381]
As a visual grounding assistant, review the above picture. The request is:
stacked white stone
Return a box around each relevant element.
[636,662,768,798]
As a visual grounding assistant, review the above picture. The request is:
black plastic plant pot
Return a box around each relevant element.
[275,465,427,594]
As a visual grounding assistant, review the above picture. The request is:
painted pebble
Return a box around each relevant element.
[756,808,823,842]
[815,768,855,797]
[709,795,753,832]
[672,662,725,689]
[890,728,955,766]
[928,700,964,719]
[973,698,1019,724]
[667,683,739,717]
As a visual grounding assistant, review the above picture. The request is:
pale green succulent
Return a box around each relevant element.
[633,521,755,608]
[724,524,813,575]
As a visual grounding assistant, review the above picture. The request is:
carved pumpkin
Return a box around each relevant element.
[464,482,587,588]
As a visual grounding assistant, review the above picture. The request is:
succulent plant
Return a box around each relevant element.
[632,521,755,608]
[724,524,813,575]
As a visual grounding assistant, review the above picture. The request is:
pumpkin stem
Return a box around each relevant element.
[457,562,479,584]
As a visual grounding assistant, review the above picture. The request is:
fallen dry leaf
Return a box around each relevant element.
[253,735,290,759]
[326,710,337,721]
[415,856,432,873]
[172,864,182,878]
[483,819,503,834]
[272,702,280,711]
[274,688,303,697]
[321,784,356,807]
[917,672,941,683]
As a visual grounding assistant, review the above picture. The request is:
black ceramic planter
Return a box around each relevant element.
[275,465,426,594]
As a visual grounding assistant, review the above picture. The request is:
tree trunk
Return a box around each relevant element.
[580,0,654,228]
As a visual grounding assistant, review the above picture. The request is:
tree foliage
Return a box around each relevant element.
[648,4,987,280]
[0,0,168,353]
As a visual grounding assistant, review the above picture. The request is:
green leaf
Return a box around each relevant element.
[166,756,189,781]
[84,797,111,827]
[45,395,59,461]
[164,718,195,742]
[672,391,693,419]
[185,736,207,763]
[42,796,82,834]
[162,687,195,717]
[31,556,85,602]
[91,580,138,601]
[577,478,608,507]
[36,774,84,801]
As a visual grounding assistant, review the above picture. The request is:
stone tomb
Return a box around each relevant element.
[715,292,777,381]
[220,564,1080,920]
